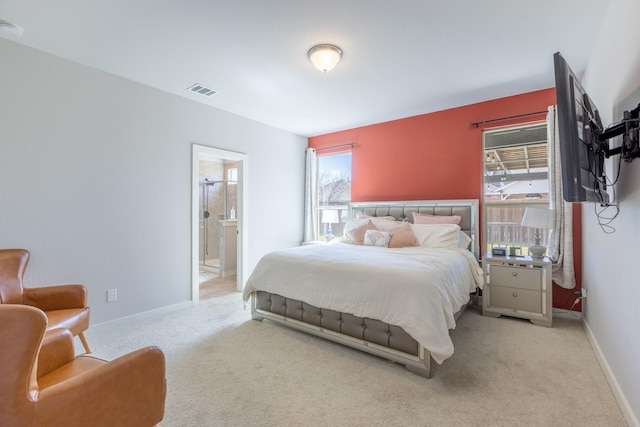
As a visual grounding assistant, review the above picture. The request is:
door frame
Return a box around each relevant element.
[191,144,248,303]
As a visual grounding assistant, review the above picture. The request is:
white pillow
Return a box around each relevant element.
[409,223,461,249]
[363,229,391,247]
[371,219,403,231]
[458,231,472,250]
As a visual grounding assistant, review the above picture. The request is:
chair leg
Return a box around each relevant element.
[79,332,92,354]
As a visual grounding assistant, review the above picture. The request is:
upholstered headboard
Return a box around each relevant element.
[350,199,480,258]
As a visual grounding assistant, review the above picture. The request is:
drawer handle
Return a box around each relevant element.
[512,272,518,277]
[512,292,518,298]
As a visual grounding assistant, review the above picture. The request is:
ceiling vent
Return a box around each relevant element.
[188,83,216,97]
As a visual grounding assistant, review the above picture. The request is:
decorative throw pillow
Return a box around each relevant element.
[342,219,378,245]
[387,222,419,248]
[412,212,462,225]
[409,223,461,249]
[341,220,362,244]
[363,229,391,247]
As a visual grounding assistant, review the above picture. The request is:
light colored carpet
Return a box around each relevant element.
[199,275,237,300]
[85,293,626,427]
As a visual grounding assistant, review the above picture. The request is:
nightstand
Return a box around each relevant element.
[482,254,552,327]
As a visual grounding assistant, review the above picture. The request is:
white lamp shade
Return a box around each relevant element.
[321,209,339,224]
[521,207,553,229]
[308,44,342,73]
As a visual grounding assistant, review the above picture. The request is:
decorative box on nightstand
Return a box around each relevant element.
[482,254,552,327]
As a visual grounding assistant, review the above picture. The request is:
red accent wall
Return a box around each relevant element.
[309,88,582,310]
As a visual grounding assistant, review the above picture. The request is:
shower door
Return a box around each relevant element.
[200,179,237,271]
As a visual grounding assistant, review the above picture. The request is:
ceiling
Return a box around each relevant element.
[0,1,610,137]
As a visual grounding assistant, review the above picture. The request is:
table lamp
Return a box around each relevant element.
[321,209,339,241]
[521,207,553,258]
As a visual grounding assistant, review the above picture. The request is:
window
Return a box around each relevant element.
[227,167,237,183]
[317,151,351,240]
[483,122,551,256]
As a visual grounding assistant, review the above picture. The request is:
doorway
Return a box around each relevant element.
[191,144,248,304]
[200,167,237,274]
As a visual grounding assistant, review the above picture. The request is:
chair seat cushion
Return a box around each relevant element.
[44,308,90,336]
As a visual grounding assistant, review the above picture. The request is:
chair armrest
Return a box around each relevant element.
[23,284,87,311]
[35,346,166,427]
[37,328,76,379]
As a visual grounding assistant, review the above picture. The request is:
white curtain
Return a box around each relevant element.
[303,148,318,243]
[547,106,576,289]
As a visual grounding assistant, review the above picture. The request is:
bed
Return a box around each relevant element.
[243,199,483,378]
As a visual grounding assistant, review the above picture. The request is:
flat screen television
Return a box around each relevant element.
[554,52,609,204]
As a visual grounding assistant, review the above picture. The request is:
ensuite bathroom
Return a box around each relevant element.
[199,158,238,297]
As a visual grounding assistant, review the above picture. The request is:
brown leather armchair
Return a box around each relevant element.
[0,304,166,427]
[0,248,92,353]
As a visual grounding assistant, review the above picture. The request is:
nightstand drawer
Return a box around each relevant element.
[490,265,541,291]
[489,286,542,313]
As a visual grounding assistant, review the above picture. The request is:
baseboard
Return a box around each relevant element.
[582,318,639,427]
[552,308,582,320]
[88,300,193,334]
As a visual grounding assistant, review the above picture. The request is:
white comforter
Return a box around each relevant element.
[243,242,484,364]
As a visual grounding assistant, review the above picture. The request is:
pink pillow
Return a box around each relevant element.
[356,214,396,221]
[412,212,461,225]
[387,222,419,248]
[344,220,378,245]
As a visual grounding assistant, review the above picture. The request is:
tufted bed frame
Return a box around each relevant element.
[250,199,480,378]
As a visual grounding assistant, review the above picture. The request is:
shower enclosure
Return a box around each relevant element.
[199,161,238,272]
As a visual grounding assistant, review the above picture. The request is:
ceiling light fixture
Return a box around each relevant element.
[0,19,25,37]
[307,44,343,73]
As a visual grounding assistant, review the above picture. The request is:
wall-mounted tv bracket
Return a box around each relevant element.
[597,103,640,161]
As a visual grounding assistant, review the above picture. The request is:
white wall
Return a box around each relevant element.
[581,0,640,424]
[0,38,307,324]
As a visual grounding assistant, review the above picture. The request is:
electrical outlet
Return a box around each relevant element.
[106,288,118,303]
[582,288,587,299]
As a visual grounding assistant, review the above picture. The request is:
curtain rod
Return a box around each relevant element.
[467,110,547,128]
[314,142,356,152]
